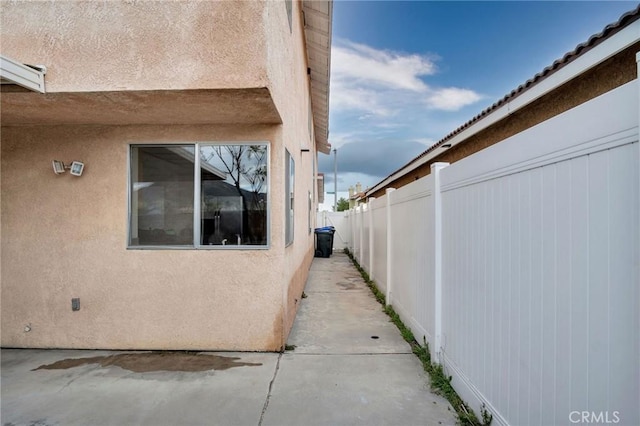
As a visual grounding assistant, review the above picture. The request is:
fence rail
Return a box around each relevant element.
[344,81,639,426]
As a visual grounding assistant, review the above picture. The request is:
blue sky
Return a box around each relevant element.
[318,0,638,199]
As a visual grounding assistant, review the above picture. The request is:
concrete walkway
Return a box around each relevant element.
[1,253,457,426]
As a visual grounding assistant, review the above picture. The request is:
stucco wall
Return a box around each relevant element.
[1,0,324,351]
[1,124,288,351]
[261,1,319,339]
[0,0,269,92]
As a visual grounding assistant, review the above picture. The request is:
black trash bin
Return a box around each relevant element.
[314,227,334,258]
[320,226,336,253]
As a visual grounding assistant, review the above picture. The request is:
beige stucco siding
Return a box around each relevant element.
[0,0,269,92]
[261,1,320,337]
[1,124,288,351]
[0,0,325,351]
[266,2,324,334]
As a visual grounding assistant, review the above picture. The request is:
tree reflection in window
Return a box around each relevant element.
[200,144,268,246]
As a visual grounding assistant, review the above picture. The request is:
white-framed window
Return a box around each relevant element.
[285,149,295,246]
[129,143,269,249]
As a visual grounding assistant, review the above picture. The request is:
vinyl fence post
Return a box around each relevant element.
[385,188,395,307]
[358,204,364,263]
[368,197,375,280]
[431,162,449,362]
[351,208,355,251]
[637,52,640,277]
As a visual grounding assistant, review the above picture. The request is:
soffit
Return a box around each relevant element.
[303,0,332,154]
[0,88,282,126]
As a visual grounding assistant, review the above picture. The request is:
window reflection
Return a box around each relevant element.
[129,144,268,248]
[200,145,268,246]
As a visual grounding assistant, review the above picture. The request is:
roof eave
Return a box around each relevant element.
[303,0,333,155]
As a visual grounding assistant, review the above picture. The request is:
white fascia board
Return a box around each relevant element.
[0,54,46,93]
[367,19,640,196]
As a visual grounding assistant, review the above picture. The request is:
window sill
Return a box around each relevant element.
[127,245,271,251]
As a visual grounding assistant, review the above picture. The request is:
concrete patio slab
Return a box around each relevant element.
[1,253,458,426]
[289,252,409,355]
[267,253,457,426]
[261,353,456,426]
[287,290,411,354]
[1,349,278,426]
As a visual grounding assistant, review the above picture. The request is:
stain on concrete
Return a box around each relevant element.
[32,352,262,373]
[336,281,357,290]
[3,420,53,426]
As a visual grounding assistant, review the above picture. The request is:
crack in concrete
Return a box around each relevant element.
[258,352,282,426]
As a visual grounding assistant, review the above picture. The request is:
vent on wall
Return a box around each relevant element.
[317,173,325,204]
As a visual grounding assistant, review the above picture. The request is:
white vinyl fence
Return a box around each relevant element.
[316,210,350,250]
[346,80,639,426]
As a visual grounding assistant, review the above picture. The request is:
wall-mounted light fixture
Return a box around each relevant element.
[52,160,65,174]
[52,160,85,176]
[301,148,310,153]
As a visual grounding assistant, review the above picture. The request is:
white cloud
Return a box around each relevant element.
[332,41,437,91]
[330,79,393,117]
[330,40,482,119]
[425,87,483,111]
[325,40,487,195]
[328,131,362,149]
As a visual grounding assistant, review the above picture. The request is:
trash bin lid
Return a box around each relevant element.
[315,226,335,232]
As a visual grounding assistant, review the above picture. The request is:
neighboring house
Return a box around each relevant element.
[0,0,333,351]
[366,6,640,199]
[348,182,366,209]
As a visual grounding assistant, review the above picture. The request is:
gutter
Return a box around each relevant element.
[0,54,46,93]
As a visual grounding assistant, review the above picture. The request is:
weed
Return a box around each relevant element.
[343,249,492,426]
[301,291,308,299]
[284,344,296,351]
[481,405,493,425]
[344,249,386,304]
